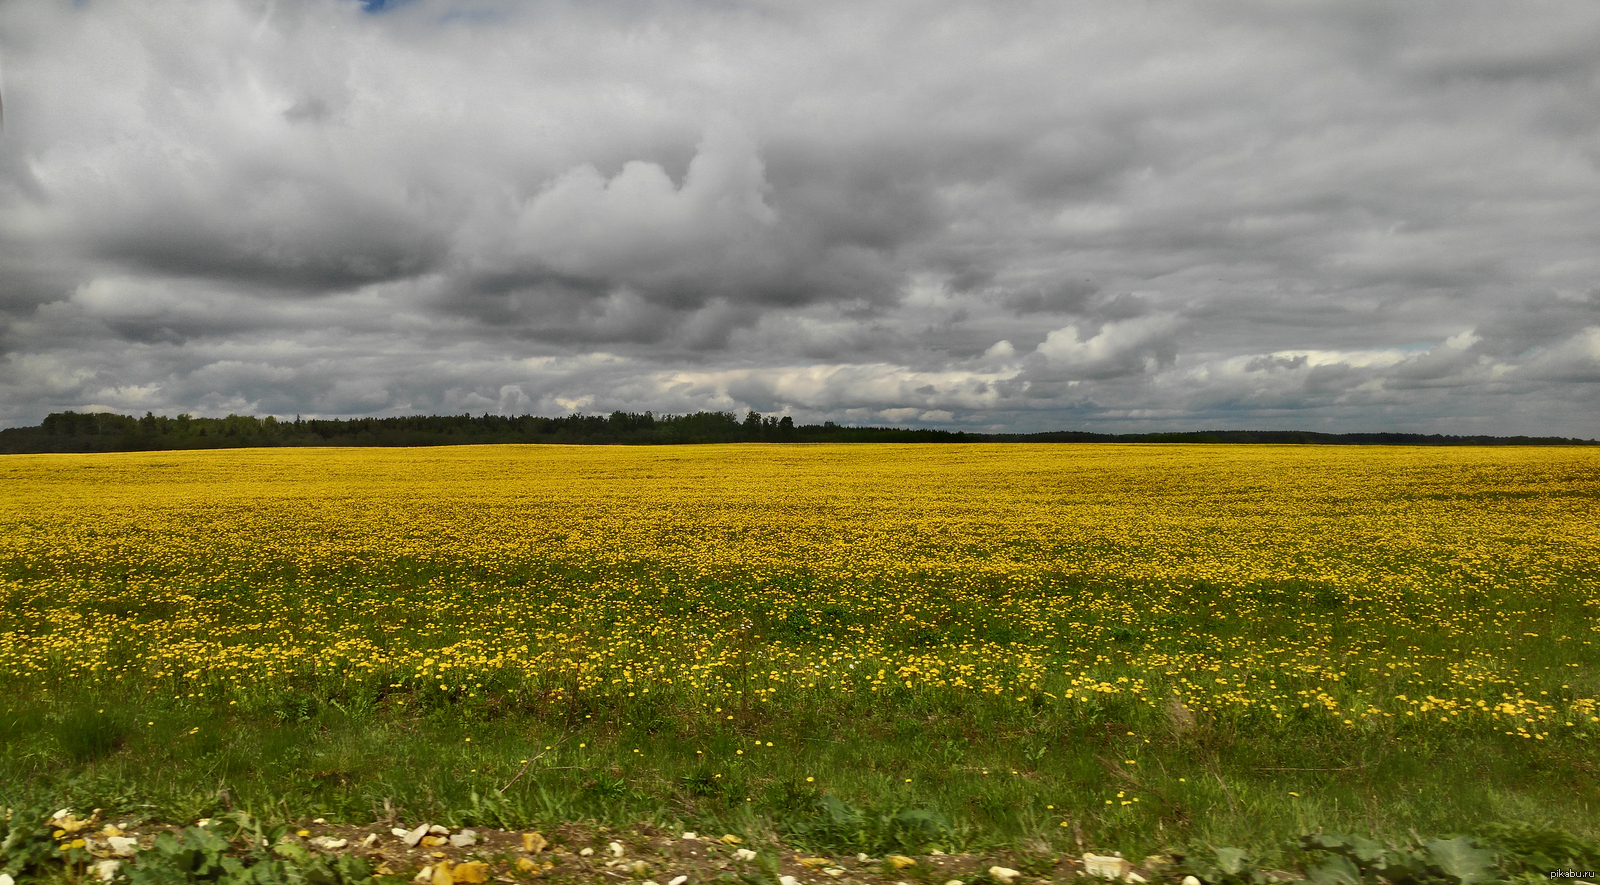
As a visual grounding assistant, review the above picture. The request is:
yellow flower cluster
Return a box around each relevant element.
[1,443,1595,736]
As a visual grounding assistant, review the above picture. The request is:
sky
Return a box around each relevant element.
[1,0,1598,435]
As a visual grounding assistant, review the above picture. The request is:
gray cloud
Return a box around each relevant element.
[1,0,1598,434]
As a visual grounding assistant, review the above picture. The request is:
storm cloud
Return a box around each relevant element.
[2,0,1598,433]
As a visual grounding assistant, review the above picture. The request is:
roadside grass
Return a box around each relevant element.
[3,630,1595,867]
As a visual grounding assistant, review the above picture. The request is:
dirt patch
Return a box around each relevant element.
[221,819,1163,884]
[45,809,1310,885]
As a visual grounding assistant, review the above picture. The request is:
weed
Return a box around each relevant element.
[57,707,129,763]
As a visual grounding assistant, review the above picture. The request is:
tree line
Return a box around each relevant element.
[0,410,1592,453]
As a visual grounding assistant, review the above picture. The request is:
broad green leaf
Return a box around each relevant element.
[1301,835,1351,853]
[1425,837,1495,885]
[1346,837,1387,867]
[1215,847,1250,876]
[1307,855,1363,885]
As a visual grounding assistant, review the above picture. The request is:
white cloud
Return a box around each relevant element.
[492,122,778,288]
[1032,315,1179,379]
[1517,326,1600,382]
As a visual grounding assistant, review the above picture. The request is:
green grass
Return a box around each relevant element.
[3,634,1595,868]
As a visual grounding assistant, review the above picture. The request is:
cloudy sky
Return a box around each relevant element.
[2,0,1598,434]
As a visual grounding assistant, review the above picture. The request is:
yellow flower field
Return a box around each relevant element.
[2,443,1596,740]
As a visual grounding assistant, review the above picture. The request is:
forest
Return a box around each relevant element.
[0,409,1593,453]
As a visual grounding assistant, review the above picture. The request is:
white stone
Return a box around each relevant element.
[944,880,965,885]
[1126,873,1148,884]
[428,825,449,836]
[1182,877,1202,885]
[1083,854,1132,881]
[312,818,327,825]
[450,831,477,848]
[413,866,433,884]
[681,832,698,841]
[93,860,122,882]
[362,834,379,848]
[312,837,349,850]
[106,836,140,857]
[579,847,595,857]
[988,867,1021,884]
[611,841,626,857]
[669,877,689,885]
[403,824,430,847]
[0,873,14,885]
[780,876,800,885]
[734,848,757,861]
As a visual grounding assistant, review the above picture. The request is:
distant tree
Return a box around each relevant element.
[0,410,1592,454]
